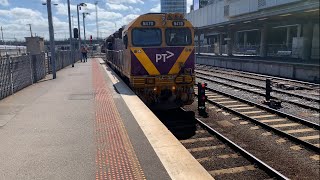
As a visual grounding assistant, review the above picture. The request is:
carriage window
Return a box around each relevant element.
[166,28,192,46]
[132,28,162,46]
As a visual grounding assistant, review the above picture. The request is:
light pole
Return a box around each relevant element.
[77,3,87,50]
[71,15,74,28]
[26,24,33,37]
[95,1,99,40]
[43,0,57,79]
[82,12,90,45]
[67,0,74,67]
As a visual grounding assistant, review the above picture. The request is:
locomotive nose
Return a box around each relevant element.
[160,89,173,100]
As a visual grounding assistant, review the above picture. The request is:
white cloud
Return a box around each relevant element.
[122,14,139,24]
[40,0,60,4]
[78,3,123,20]
[10,8,43,19]
[86,10,123,21]
[106,3,141,13]
[187,0,193,13]
[0,0,9,6]
[0,7,72,40]
[107,0,144,5]
[106,3,130,11]
[54,3,77,15]
[150,4,160,13]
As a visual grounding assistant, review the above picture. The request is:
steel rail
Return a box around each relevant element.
[197,84,320,129]
[197,65,320,89]
[194,88,319,152]
[181,107,289,179]
[196,118,290,180]
[196,75,320,112]
[196,70,320,103]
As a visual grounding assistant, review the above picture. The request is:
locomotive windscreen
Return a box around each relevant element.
[132,28,162,47]
[165,28,192,46]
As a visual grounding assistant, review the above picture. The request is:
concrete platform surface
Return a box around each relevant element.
[0,58,213,180]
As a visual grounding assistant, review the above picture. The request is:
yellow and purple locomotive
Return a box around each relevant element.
[105,13,195,109]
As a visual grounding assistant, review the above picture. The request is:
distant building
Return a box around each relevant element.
[161,0,186,13]
[193,0,214,10]
[186,0,319,60]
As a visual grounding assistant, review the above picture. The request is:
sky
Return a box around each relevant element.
[0,0,193,41]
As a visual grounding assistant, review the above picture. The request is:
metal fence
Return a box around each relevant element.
[48,50,81,72]
[0,50,80,100]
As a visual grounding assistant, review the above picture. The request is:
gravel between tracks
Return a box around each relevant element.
[183,102,320,180]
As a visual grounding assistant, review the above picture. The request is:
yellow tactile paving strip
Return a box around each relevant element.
[92,60,145,180]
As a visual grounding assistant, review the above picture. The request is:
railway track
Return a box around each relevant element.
[196,69,320,103]
[194,85,320,152]
[196,73,320,112]
[178,114,289,179]
[196,64,320,91]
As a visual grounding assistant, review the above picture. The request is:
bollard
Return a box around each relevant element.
[266,78,272,101]
[197,82,208,117]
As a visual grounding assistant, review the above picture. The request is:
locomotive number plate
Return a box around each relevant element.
[172,21,185,26]
[141,21,155,26]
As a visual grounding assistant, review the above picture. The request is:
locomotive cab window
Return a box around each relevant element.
[132,28,162,47]
[166,28,192,46]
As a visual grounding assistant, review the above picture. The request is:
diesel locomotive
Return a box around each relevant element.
[105,13,195,109]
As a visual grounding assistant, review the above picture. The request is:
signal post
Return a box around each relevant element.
[197,82,208,117]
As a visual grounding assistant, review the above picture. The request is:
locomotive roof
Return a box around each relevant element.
[122,13,193,32]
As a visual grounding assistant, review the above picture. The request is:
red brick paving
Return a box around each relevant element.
[92,59,145,180]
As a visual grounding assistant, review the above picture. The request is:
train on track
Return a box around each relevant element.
[103,13,195,109]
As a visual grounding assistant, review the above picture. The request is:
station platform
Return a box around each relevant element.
[0,58,212,180]
[196,54,320,83]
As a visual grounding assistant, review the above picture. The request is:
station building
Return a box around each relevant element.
[186,0,319,61]
[161,0,187,13]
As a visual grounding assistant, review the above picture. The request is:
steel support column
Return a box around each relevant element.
[286,26,291,50]
[260,25,268,58]
[244,32,247,48]
[219,33,223,55]
[302,21,313,60]
[227,31,233,56]
[197,32,201,55]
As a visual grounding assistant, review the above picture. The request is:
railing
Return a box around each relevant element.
[0,50,80,100]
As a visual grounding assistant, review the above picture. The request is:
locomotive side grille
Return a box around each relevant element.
[157,79,172,84]
[175,77,184,83]
[175,76,193,83]
[132,78,145,85]
[132,75,194,86]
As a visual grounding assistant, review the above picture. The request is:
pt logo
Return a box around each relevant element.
[156,51,174,63]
